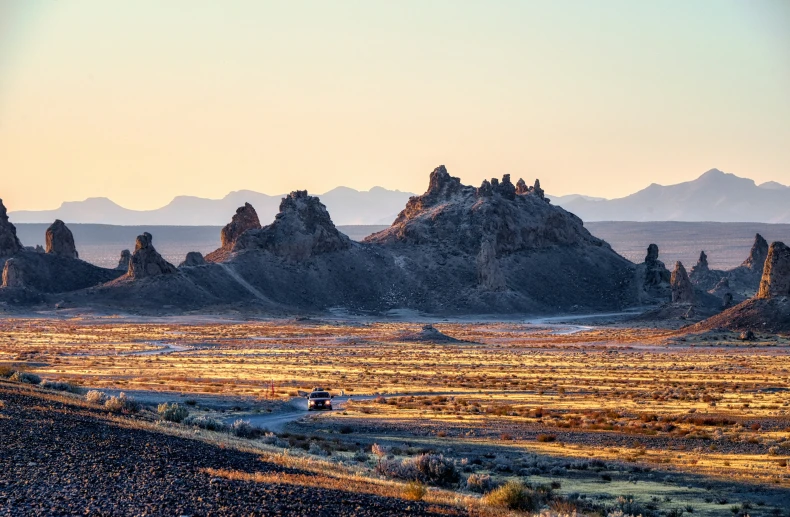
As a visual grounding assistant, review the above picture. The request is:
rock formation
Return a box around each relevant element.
[689,250,725,291]
[693,241,790,333]
[45,220,79,259]
[233,191,351,261]
[179,251,206,268]
[671,261,694,304]
[742,233,769,272]
[1,259,24,288]
[220,203,261,250]
[128,233,177,279]
[757,241,790,299]
[367,166,603,254]
[643,244,670,286]
[515,178,529,195]
[116,250,131,271]
[0,199,22,258]
[726,234,772,297]
[24,245,45,253]
[477,238,506,291]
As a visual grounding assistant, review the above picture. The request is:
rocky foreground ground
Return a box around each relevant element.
[0,384,458,517]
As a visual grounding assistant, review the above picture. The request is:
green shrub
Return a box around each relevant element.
[157,402,189,423]
[230,419,259,438]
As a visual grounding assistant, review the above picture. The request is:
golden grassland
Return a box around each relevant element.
[1,316,789,515]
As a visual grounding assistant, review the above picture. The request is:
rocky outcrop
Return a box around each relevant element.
[116,250,131,271]
[234,191,351,261]
[128,233,177,279]
[1,251,123,293]
[757,242,790,299]
[671,261,694,304]
[179,252,206,268]
[477,238,506,291]
[24,245,45,253]
[220,203,261,249]
[45,220,79,259]
[0,199,22,258]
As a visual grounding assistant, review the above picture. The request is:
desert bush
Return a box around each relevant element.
[466,473,498,493]
[537,433,557,442]
[157,402,189,423]
[402,481,426,501]
[85,390,107,404]
[104,392,139,413]
[308,441,329,457]
[230,419,259,438]
[378,454,459,487]
[338,424,353,434]
[483,480,537,511]
[352,450,369,462]
[10,371,41,385]
[40,380,80,393]
[183,415,227,431]
[0,366,16,378]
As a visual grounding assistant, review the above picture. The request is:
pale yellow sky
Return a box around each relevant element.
[1,1,788,211]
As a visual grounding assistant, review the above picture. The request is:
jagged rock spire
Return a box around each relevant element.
[671,261,695,303]
[220,203,261,249]
[742,233,769,271]
[0,198,22,258]
[757,241,790,298]
[128,233,177,278]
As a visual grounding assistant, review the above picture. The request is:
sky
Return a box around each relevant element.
[1,1,788,211]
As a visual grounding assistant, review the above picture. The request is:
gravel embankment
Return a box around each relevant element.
[0,384,461,516]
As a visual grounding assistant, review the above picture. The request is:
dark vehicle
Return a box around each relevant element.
[307,389,333,411]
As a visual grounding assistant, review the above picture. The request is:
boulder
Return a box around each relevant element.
[234,191,351,261]
[116,250,131,271]
[757,241,790,299]
[45,220,79,259]
[0,199,22,258]
[128,233,177,279]
[179,251,206,268]
[220,203,261,249]
[671,261,694,304]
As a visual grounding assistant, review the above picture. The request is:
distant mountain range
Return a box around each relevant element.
[9,187,414,226]
[8,169,790,225]
[557,169,790,223]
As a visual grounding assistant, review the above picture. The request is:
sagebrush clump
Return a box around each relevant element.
[157,402,189,423]
[41,380,80,393]
[483,480,537,511]
[85,390,107,404]
[378,453,459,487]
[9,371,41,385]
[183,415,226,431]
[104,392,139,413]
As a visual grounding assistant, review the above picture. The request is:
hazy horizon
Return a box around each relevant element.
[2,1,789,212]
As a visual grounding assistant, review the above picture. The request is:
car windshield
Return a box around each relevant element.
[310,392,330,398]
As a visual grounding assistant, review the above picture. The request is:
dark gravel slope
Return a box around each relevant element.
[0,385,460,517]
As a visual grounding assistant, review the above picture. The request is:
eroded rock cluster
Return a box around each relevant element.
[116,250,131,271]
[233,191,351,261]
[179,252,206,268]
